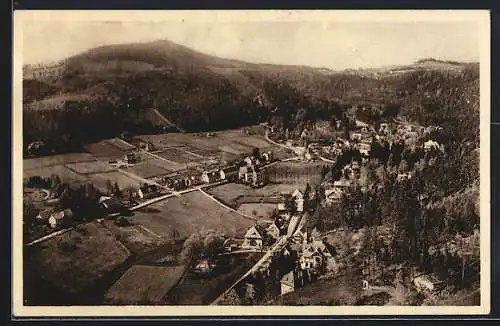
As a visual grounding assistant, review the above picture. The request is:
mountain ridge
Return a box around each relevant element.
[22,38,479,154]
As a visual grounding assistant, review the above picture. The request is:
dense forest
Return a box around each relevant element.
[23,40,479,156]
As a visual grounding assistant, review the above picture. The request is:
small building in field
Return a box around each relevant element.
[193,258,217,275]
[291,189,304,213]
[261,152,273,163]
[424,140,441,152]
[324,188,344,205]
[299,240,338,274]
[48,209,73,228]
[413,273,445,293]
[219,165,239,182]
[35,209,52,222]
[99,196,126,214]
[137,141,155,152]
[201,170,220,184]
[242,225,264,249]
[123,152,140,164]
[139,184,162,199]
[251,168,269,188]
[238,166,250,184]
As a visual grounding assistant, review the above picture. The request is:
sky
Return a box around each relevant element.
[20,15,481,70]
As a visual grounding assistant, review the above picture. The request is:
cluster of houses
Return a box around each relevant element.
[151,151,274,192]
[35,208,74,229]
[280,234,339,295]
[108,152,142,168]
[32,195,128,229]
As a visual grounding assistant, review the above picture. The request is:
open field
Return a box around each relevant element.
[143,155,187,172]
[207,183,306,205]
[87,171,141,192]
[237,203,277,219]
[101,220,165,255]
[131,190,254,240]
[156,149,201,164]
[25,222,131,295]
[127,161,172,179]
[24,164,90,185]
[65,161,115,174]
[133,128,285,161]
[181,145,219,158]
[84,140,130,160]
[156,148,204,164]
[104,265,185,305]
[24,153,96,170]
[106,138,137,152]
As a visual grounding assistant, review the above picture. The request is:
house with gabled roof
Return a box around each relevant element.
[219,165,239,182]
[238,166,250,184]
[291,189,304,213]
[201,169,220,184]
[325,188,344,205]
[266,222,281,239]
[299,240,338,274]
[242,225,264,250]
[48,209,73,228]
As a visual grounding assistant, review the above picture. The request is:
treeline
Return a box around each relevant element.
[23,40,478,158]
[23,174,128,224]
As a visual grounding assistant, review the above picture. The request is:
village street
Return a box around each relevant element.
[210,210,306,305]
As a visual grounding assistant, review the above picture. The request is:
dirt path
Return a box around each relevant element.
[152,108,186,133]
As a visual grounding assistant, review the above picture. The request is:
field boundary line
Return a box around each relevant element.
[264,130,294,150]
[137,225,162,238]
[25,227,74,247]
[116,169,161,187]
[318,155,335,163]
[143,151,185,169]
[197,188,258,221]
[152,108,186,133]
[129,181,226,211]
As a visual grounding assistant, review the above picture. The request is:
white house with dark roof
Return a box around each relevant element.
[291,189,304,213]
[242,225,264,249]
[299,240,337,274]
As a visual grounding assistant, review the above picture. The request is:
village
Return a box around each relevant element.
[21,110,460,307]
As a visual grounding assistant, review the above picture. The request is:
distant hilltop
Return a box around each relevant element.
[341,57,475,78]
[23,59,67,80]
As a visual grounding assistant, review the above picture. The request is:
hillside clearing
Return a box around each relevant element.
[25,222,131,295]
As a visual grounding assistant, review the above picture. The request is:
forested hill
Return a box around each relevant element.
[23,39,479,153]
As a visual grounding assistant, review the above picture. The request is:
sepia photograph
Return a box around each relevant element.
[12,10,490,317]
